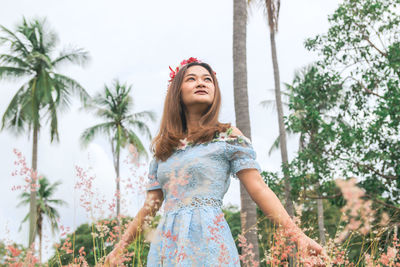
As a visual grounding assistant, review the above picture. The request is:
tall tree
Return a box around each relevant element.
[0,17,89,248]
[251,0,294,217]
[233,0,260,262]
[265,0,294,217]
[305,0,400,215]
[18,176,67,263]
[286,65,343,245]
[80,80,156,240]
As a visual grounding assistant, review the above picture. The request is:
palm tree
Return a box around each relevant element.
[18,176,67,263]
[253,0,294,217]
[283,65,343,246]
[80,79,156,239]
[0,17,89,248]
[233,0,260,261]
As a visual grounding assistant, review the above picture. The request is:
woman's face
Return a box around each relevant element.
[180,65,215,111]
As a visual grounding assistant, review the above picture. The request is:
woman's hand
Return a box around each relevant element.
[297,234,324,254]
[103,244,125,267]
[296,233,329,265]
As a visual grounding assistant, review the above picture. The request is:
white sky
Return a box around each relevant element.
[0,0,339,261]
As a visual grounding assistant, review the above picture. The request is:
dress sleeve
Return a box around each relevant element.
[225,135,262,179]
[146,158,162,191]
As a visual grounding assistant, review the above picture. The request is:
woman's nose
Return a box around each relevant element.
[196,79,206,87]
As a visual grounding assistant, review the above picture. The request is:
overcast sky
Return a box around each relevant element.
[0,0,340,260]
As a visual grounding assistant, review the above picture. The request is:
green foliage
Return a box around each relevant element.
[0,17,90,141]
[0,240,33,266]
[285,65,343,200]
[48,216,156,266]
[304,0,400,209]
[17,176,67,263]
[18,177,67,235]
[222,205,241,248]
[286,0,400,262]
[260,171,284,198]
[80,79,156,160]
[48,223,94,266]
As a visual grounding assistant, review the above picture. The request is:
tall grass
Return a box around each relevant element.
[2,149,399,266]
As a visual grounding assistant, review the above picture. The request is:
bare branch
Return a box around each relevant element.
[355,162,398,181]
[344,76,383,98]
[302,192,342,200]
[364,193,400,212]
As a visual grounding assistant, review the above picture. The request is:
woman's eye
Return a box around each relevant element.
[187,77,195,81]
[205,77,212,81]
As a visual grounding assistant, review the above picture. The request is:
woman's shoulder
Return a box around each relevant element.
[229,126,244,137]
[175,126,251,151]
[215,126,252,144]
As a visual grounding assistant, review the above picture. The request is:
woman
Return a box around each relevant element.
[105,58,324,266]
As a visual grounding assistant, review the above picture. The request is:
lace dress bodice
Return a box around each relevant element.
[145,127,261,266]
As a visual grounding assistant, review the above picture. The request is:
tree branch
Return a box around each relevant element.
[364,193,400,212]
[353,21,387,57]
[302,192,342,200]
[355,162,397,181]
[344,76,383,98]
[363,36,387,57]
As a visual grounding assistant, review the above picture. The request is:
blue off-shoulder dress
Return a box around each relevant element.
[145,128,261,266]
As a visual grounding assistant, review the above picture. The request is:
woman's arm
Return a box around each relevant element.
[237,168,323,254]
[104,189,164,266]
[230,126,323,255]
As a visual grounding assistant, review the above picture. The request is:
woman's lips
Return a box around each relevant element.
[195,90,208,94]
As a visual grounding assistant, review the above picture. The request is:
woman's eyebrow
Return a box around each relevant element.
[184,73,211,77]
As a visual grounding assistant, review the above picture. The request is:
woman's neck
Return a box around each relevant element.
[185,112,202,136]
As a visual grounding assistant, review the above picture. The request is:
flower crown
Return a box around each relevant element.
[168,57,201,83]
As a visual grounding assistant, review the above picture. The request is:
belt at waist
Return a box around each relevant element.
[163,196,222,214]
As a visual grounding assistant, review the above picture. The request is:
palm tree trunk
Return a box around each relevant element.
[269,31,294,217]
[38,213,42,264]
[116,147,121,241]
[233,0,260,262]
[111,140,122,241]
[29,124,38,249]
[315,182,326,245]
[310,130,326,245]
[316,198,326,245]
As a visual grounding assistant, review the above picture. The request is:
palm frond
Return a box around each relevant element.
[127,130,148,160]
[0,66,31,80]
[259,99,288,110]
[23,17,58,54]
[49,106,59,143]
[52,73,90,105]
[80,122,114,148]
[0,24,30,57]
[82,80,154,163]
[259,99,276,110]
[16,193,31,208]
[47,199,68,206]
[52,48,90,68]
[17,176,66,236]
[18,213,30,232]
[96,107,119,120]
[268,135,281,156]
[1,82,33,134]
[0,54,31,68]
[268,127,295,155]
[126,119,153,141]
[127,110,157,123]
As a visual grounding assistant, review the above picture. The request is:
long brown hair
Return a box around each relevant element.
[151,62,231,161]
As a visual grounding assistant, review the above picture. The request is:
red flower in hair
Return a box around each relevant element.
[168,57,201,82]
